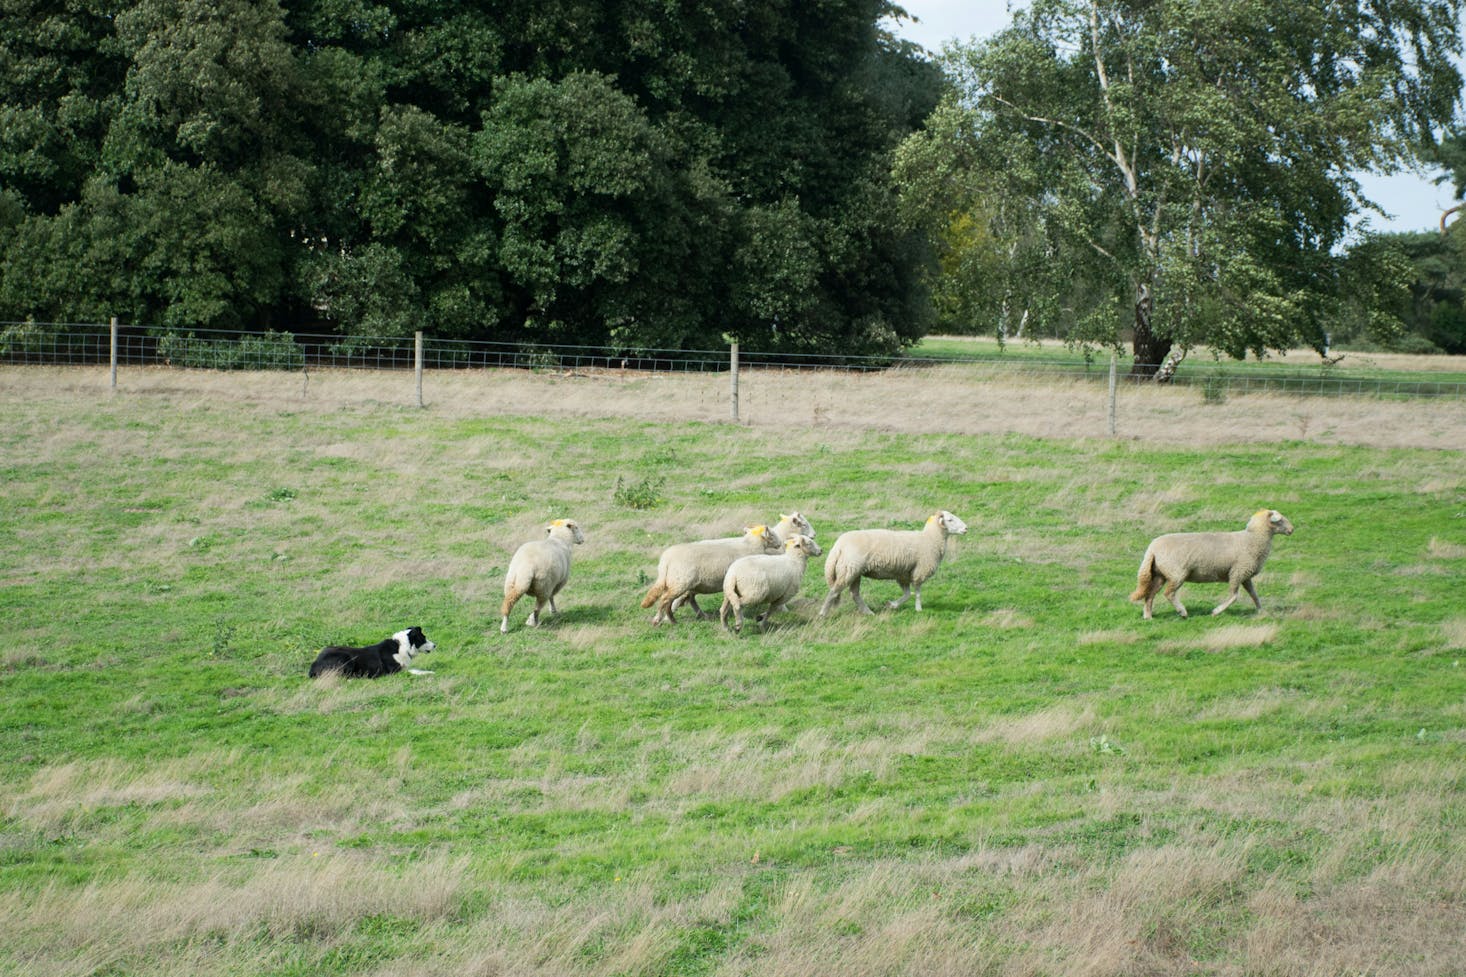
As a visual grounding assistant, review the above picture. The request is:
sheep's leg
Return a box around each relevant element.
[721,597,743,633]
[1243,579,1263,611]
[849,579,875,615]
[658,592,680,626]
[1141,575,1166,620]
[1163,580,1188,618]
[684,595,712,621]
[528,596,549,627]
[886,582,912,610]
[1211,581,1245,616]
[501,592,522,633]
[913,584,923,612]
[819,586,844,616]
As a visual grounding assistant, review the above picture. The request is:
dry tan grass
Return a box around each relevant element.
[3,852,470,975]
[7,362,1465,449]
[1076,628,1140,645]
[972,702,1099,746]
[1427,536,1466,559]
[1441,618,1466,650]
[1158,622,1279,654]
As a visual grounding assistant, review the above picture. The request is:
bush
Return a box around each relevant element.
[613,475,665,510]
[159,331,305,371]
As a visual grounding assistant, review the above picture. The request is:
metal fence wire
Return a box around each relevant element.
[3,321,1465,399]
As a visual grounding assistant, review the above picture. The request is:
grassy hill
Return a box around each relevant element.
[2,375,1463,976]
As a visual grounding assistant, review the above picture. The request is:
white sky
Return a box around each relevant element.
[887,0,1461,235]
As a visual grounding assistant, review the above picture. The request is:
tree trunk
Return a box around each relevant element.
[1129,281,1171,378]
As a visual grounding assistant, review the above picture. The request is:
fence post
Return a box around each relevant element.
[729,341,740,422]
[415,331,424,408]
[109,316,118,390]
[1107,349,1118,437]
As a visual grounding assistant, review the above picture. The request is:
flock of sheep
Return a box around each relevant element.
[499,508,1294,633]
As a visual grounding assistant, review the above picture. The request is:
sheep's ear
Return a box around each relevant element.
[1269,511,1282,524]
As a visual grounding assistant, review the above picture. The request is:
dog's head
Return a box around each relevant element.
[392,627,436,667]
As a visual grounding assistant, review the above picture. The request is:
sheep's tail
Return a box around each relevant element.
[824,543,845,587]
[641,580,666,609]
[1129,549,1155,603]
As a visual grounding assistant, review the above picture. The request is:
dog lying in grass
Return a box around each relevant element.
[308,626,436,678]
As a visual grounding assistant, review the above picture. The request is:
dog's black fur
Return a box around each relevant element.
[308,626,435,679]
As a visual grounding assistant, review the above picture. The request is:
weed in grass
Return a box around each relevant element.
[613,474,666,510]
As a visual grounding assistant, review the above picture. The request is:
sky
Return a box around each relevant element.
[887,0,1462,236]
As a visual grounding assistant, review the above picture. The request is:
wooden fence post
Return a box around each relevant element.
[415,331,424,408]
[729,341,740,422]
[110,316,118,390]
[1107,349,1118,437]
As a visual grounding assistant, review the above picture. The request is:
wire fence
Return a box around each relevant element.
[4,319,1466,401]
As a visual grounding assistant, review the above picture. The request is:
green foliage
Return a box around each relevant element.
[0,0,941,356]
[157,329,305,370]
[1350,229,1466,354]
[913,0,1465,370]
[612,474,666,511]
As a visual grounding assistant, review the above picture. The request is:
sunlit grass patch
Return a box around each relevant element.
[1158,622,1280,654]
[1427,536,1466,559]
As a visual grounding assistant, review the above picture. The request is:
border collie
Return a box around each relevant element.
[308,626,436,679]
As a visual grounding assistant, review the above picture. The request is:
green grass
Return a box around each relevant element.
[2,388,1464,976]
[909,334,1466,390]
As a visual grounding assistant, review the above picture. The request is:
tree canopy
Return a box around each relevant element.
[1,0,943,354]
[901,0,1465,373]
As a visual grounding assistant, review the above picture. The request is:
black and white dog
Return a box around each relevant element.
[308,626,436,679]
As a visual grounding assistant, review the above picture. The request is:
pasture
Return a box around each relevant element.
[1,364,1463,976]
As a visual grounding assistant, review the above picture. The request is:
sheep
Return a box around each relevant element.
[720,534,823,633]
[500,518,586,632]
[1130,509,1294,619]
[671,511,817,618]
[640,524,784,625]
[819,510,968,616]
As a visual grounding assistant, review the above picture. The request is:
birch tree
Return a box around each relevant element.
[939,0,1463,375]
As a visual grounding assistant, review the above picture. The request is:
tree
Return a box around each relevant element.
[2,0,941,354]
[931,0,1464,375]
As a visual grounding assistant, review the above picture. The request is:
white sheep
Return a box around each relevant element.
[500,518,586,632]
[1130,509,1294,619]
[641,513,814,625]
[819,510,968,616]
[720,534,823,633]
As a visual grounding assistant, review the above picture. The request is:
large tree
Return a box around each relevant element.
[1,0,942,355]
[923,0,1463,375]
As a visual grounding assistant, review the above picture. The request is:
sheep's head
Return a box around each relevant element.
[784,534,822,557]
[547,518,586,544]
[1247,510,1292,536]
[930,510,967,535]
[781,511,815,538]
[746,524,782,553]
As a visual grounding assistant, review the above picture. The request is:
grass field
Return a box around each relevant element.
[2,367,1464,976]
